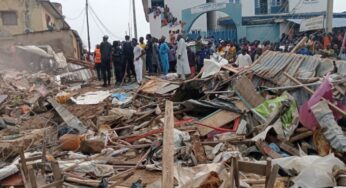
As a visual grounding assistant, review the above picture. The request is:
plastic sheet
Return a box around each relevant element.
[273,154,345,188]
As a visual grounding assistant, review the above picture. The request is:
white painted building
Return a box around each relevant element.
[142,0,329,41]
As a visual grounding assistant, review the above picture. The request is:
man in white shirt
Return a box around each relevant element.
[133,39,145,84]
[176,35,191,80]
[235,48,253,68]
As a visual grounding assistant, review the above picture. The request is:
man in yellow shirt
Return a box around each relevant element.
[139,37,147,74]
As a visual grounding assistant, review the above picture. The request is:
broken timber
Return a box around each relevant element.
[162,100,174,188]
[191,135,208,164]
[197,109,240,136]
[233,76,265,109]
[48,98,87,133]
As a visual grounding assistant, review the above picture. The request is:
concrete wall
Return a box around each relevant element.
[0,0,64,36]
[289,0,327,14]
[244,24,280,42]
[0,30,81,59]
[240,0,255,16]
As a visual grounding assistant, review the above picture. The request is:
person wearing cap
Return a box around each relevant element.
[100,35,112,87]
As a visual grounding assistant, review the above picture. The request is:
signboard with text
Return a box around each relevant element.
[299,16,325,32]
[191,3,227,14]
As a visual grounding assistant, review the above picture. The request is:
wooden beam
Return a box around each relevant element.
[19,148,28,180]
[191,135,208,164]
[266,164,280,188]
[197,110,240,136]
[162,100,174,188]
[279,142,300,156]
[290,36,307,53]
[265,158,272,185]
[289,131,313,142]
[28,165,37,188]
[233,76,265,108]
[51,161,63,182]
[233,157,240,188]
[256,141,282,159]
[238,161,267,176]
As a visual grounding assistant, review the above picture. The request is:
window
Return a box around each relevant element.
[1,11,17,25]
[272,0,282,7]
[151,0,164,7]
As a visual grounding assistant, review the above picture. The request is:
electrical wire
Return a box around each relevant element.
[65,7,85,20]
[79,10,87,37]
[89,8,106,36]
[88,5,122,39]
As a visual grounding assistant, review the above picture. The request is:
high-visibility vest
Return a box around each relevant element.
[94,49,101,64]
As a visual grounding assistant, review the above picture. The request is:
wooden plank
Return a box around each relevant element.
[238,161,267,176]
[229,160,235,188]
[289,131,313,142]
[279,142,300,156]
[41,142,47,176]
[191,135,208,164]
[222,64,240,74]
[233,76,265,108]
[51,161,62,182]
[266,164,280,188]
[233,158,240,188]
[19,148,28,180]
[265,158,272,185]
[156,84,180,95]
[197,110,240,136]
[290,36,307,53]
[256,140,282,159]
[162,100,174,188]
[28,165,37,188]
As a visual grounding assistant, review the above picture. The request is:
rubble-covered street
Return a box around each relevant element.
[0,44,346,188]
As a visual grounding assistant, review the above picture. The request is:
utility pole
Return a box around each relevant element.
[132,0,138,39]
[326,0,333,33]
[86,0,91,55]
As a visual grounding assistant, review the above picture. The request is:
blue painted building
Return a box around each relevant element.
[142,0,344,43]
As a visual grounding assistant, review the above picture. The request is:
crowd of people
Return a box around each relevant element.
[93,34,192,87]
[91,29,345,87]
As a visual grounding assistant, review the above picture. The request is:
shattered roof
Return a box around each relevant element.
[251,51,321,86]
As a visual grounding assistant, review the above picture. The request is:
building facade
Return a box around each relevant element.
[0,0,83,59]
[0,0,69,36]
[142,0,330,42]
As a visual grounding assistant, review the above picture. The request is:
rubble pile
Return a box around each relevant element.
[0,51,346,188]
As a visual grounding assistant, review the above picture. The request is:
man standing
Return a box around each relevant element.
[235,48,253,68]
[133,39,145,84]
[112,41,124,85]
[176,35,191,80]
[100,35,112,87]
[159,36,170,78]
[94,44,102,81]
[123,35,136,82]
[145,34,154,75]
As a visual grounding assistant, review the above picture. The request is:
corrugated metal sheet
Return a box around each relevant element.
[251,51,321,86]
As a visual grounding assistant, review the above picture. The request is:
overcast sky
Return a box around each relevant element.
[52,0,346,49]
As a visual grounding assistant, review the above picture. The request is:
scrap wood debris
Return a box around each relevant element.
[0,49,346,188]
